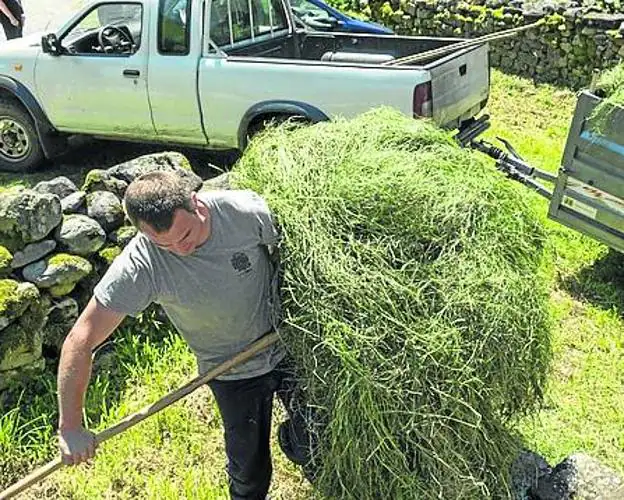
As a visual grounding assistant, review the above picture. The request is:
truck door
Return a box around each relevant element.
[146,0,208,145]
[34,2,155,138]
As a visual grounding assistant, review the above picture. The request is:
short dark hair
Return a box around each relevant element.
[124,171,194,232]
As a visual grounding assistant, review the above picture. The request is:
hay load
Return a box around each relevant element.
[596,62,624,104]
[592,62,624,129]
[232,109,552,499]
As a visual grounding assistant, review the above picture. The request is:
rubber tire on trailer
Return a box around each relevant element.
[0,97,44,173]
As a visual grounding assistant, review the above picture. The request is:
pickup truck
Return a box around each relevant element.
[0,0,489,172]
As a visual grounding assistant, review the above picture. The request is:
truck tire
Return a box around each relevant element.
[0,97,44,172]
[246,113,307,145]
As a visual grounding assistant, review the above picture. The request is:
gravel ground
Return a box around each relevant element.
[0,0,232,184]
[20,0,83,37]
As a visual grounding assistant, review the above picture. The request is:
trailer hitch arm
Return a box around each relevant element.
[470,138,556,201]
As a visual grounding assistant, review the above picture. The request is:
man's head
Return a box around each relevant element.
[124,171,209,256]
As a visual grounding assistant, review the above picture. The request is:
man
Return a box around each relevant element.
[57,171,313,500]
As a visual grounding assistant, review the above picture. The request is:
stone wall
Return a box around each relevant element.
[0,152,203,391]
[347,0,624,88]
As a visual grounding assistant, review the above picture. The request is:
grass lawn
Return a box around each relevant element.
[1,69,623,498]
[485,71,624,473]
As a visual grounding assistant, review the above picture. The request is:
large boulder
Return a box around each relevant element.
[81,169,128,198]
[0,279,40,330]
[86,191,125,233]
[511,450,552,499]
[0,190,62,252]
[0,245,12,278]
[534,453,624,499]
[33,176,78,200]
[107,152,203,192]
[43,297,79,352]
[201,173,231,191]
[582,12,624,30]
[0,280,47,372]
[108,225,137,247]
[55,214,106,256]
[61,191,87,215]
[23,253,92,297]
[11,239,57,269]
[0,358,45,391]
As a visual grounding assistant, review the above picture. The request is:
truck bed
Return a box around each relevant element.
[222,31,490,129]
[225,31,480,65]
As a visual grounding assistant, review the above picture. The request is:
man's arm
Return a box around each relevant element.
[57,297,126,465]
[0,1,19,25]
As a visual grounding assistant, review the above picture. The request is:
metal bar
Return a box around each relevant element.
[531,168,558,183]
[562,187,624,220]
[555,206,624,253]
[248,0,255,40]
[515,175,553,201]
[227,0,234,45]
[382,20,543,67]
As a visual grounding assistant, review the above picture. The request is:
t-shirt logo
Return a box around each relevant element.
[231,252,252,274]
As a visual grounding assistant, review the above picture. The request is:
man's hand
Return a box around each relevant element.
[9,16,19,26]
[58,426,97,465]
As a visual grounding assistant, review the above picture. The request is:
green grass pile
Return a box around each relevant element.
[232,108,552,499]
[592,62,624,131]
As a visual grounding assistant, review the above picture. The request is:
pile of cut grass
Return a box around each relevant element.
[231,108,552,499]
[592,62,624,130]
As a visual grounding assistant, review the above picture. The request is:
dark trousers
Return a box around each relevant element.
[208,359,315,500]
[0,0,23,40]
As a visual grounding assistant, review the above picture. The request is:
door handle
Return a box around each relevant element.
[123,69,140,78]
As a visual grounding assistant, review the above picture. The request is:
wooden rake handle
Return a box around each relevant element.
[0,332,280,500]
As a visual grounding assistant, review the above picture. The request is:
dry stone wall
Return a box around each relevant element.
[0,152,202,391]
[347,0,624,88]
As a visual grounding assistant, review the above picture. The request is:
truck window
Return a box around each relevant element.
[61,3,142,56]
[209,0,288,48]
[290,0,335,24]
[158,0,192,54]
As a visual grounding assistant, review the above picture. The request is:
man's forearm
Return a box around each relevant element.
[0,2,17,23]
[58,331,93,430]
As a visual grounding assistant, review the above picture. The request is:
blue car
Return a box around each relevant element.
[291,0,393,34]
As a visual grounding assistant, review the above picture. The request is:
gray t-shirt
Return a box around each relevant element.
[94,190,284,380]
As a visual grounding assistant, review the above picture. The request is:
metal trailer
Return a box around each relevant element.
[457,90,624,253]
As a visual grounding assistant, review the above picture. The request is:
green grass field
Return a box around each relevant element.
[0,69,623,498]
[485,71,624,474]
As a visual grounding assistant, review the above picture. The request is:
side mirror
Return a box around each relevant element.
[41,33,62,56]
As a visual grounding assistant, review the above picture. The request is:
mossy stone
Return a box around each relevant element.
[98,246,122,266]
[0,245,12,278]
[0,283,45,371]
[49,282,78,297]
[81,169,107,193]
[0,279,39,324]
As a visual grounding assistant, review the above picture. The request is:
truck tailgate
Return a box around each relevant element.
[424,43,489,129]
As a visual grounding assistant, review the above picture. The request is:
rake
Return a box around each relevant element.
[0,331,280,500]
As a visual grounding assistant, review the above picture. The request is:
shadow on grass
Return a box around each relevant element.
[0,307,180,490]
[560,249,624,314]
[0,138,240,191]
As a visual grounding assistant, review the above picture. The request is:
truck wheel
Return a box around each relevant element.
[0,98,44,172]
[246,114,308,147]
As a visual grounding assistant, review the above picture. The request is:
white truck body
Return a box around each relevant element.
[0,0,490,171]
